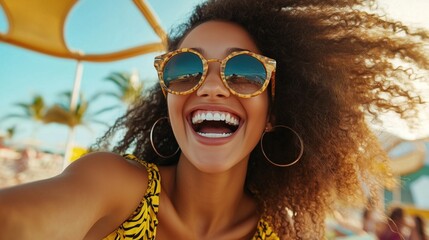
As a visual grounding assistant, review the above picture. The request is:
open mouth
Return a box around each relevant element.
[191,110,240,138]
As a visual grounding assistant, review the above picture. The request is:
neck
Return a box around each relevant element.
[172,155,255,236]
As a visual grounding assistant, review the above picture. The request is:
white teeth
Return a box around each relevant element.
[206,112,214,121]
[197,132,233,138]
[220,114,225,121]
[214,113,221,121]
[191,111,239,126]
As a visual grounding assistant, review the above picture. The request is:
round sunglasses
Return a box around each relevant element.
[154,48,276,100]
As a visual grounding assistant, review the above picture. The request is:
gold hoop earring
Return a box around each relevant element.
[150,117,180,158]
[260,125,304,167]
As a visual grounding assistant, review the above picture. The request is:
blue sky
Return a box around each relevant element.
[0,0,428,154]
[0,0,203,152]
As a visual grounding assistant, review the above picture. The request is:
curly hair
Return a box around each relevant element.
[93,0,429,238]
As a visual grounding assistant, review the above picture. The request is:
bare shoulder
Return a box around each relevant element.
[66,152,151,238]
[65,151,149,205]
[66,151,148,180]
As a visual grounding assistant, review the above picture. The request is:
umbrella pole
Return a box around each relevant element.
[70,61,84,112]
[62,61,83,170]
[63,127,76,170]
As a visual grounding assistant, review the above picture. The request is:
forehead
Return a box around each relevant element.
[179,21,261,57]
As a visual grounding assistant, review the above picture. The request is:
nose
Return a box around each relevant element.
[196,61,230,98]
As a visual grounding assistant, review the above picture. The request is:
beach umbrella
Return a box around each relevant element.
[0,0,167,168]
[378,131,427,176]
[376,131,428,207]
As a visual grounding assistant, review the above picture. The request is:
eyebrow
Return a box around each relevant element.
[226,47,250,53]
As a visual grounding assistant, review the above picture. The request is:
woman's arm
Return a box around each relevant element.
[0,152,148,240]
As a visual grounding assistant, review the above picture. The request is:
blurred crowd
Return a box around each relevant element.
[375,207,427,240]
[0,144,62,188]
[328,206,428,240]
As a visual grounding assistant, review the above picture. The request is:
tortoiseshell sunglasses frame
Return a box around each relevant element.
[154,48,276,101]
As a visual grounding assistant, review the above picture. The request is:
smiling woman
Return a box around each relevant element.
[1,0,429,239]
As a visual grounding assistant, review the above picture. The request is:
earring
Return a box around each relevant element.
[260,125,304,167]
[150,117,180,158]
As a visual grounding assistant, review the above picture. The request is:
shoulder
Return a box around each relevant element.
[65,152,154,237]
[65,152,150,211]
[66,151,148,180]
[67,151,149,189]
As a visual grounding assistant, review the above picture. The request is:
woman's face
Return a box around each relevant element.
[167,21,269,173]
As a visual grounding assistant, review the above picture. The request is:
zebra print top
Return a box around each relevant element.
[103,154,279,240]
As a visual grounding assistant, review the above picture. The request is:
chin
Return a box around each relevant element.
[188,152,248,174]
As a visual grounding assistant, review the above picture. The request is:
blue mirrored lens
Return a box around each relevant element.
[163,52,203,92]
[224,54,267,94]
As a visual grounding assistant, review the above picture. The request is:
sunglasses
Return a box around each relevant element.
[154,48,276,100]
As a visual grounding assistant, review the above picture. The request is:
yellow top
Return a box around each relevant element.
[104,154,279,240]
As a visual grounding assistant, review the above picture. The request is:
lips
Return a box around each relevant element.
[190,110,240,138]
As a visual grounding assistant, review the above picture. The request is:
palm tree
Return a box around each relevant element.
[2,93,107,168]
[44,91,107,169]
[6,125,17,140]
[94,70,145,110]
[0,125,16,147]
[44,92,88,128]
[3,95,46,122]
[2,95,47,140]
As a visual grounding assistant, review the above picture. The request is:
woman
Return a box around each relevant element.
[378,207,409,240]
[1,0,428,239]
[410,216,428,240]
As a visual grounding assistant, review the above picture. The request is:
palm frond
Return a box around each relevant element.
[90,91,122,101]
[43,105,80,127]
[90,105,122,116]
[105,72,130,91]
[6,125,17,138]
[1,114,28,121]
[89,119,110,127]
[14,103,32,116]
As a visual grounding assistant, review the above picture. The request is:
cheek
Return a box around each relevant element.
[244,95,269,127]
[254,93,270,117]
[167,95,186,132]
